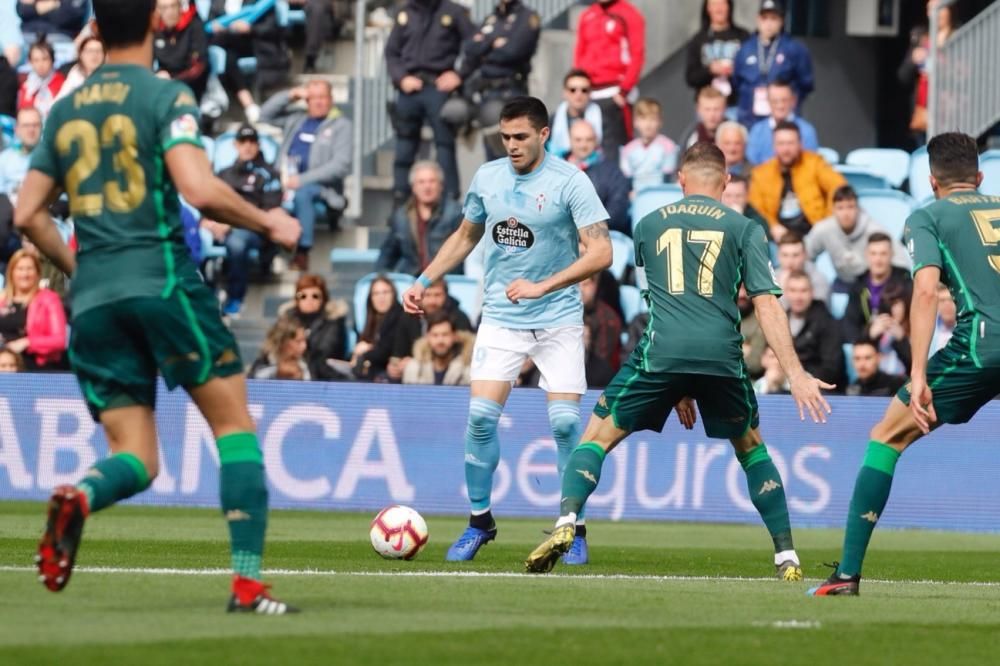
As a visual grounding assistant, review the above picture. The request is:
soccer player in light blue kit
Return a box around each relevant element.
[403,97,613,562]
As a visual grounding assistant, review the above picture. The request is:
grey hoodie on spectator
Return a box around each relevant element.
[804,210,911,283]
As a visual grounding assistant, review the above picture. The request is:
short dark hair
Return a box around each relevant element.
[424,309,455,332]
[94,0,157,49]
[927,132,979,187]
[500,96,549,132]
[832,185,858,203]
[773,120,800,137]
[28,39,54,62]
[679,141,727,178]
[727,173,750,189]
[563,69,592,87]
[777,231,804,247]
[853,337,879,352]
[867,232,892,246]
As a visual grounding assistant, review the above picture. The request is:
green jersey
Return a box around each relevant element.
[30,63,205,316]
[904,192,1000,365]
[632,194,781,376]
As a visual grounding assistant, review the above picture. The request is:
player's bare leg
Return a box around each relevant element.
[525,414,628,573]
[188,374,298,614]
[729,427,801,581]
[447,380,512,561]
[38,407,158,591]
[547,392,588,564]
[811,398,923,596]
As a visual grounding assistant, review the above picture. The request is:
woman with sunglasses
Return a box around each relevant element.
[277,273,350,380]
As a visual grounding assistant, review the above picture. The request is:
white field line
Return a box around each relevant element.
[1,565,999,588]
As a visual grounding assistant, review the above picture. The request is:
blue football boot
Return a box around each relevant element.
[562,535,589,565]
[445,526,497,561]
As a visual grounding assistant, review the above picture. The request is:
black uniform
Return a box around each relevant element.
[459,0,541,160]
[385,0,475,201]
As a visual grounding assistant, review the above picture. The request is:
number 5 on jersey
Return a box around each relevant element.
[657,228,725,296]
[971,209,1000,274]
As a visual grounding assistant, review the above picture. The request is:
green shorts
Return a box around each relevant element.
[594,359,760,440]
[69,283,244,421]
[897,340,1000,425]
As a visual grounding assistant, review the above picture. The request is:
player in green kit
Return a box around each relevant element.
[14,0,301,614]
[811,133,1000,596]
[525,143,834,576]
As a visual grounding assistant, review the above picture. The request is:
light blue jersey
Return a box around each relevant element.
[464,153,609,329]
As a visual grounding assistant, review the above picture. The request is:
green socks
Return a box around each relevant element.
[559,442,606,519]
[838,441,900,577]
[76,453,151,513]
[737,444,794,553]
[217,432,269,581]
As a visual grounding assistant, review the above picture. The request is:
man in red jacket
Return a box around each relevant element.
[573,0,645,164]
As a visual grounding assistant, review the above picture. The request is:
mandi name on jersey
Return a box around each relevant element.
[73,82,131,109]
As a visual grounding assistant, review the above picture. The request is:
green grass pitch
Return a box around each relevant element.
[1,501,999,665]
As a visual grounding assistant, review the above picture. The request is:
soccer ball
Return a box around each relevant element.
[369,505,429,560]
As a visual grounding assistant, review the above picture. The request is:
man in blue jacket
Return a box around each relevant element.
[732,0,813,128]
[746,80,819,164]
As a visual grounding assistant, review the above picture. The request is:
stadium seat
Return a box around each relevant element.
[817,146,840,165]
[0,115,14,145]
[632,184,684,231]
[835,165,892,191]
[330,248,380,267]
[814,251,837,287]
[444,274,483,323]
[212,132,280,171]
[196,0,212,20]
[353,272,411,333]
[979,150,1000,196]
[909,146,933,202]
[619,285,646,325]
[856,189,917,242]
[208,45,227,75]
[275,0,291,27]
[829,292,849,320]
[843,342,857,385]
[846,148,911,189]
[608,230,634,281]
[200,135,216,164]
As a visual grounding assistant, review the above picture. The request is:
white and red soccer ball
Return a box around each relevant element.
[369,505,429,560]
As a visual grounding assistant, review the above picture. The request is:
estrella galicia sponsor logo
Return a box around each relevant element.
[492,217,534,254]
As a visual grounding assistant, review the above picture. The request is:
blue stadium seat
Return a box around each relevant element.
[200,135,216,164]
[330,248,380,267]
[619,285,646,325]
[835,165,892,191]
[208,45,227,75]
[353,272,411,333]
[196,0,212,20]
[817,146,840,165]
[608,230,633,281]
[444,274,482,324]
[212,132,280,171]
[909,146,933,202]
[844,342,857,385]
[200,227,228,260]
[846,148,911,189]
[632,184,684,231]
[979,150,1000,196]
[856,189,917,242]
[829,292,849,320]
[237,58,258,76]
[0,115,14,148]
[275,0,291,27]
[814,251,837,287]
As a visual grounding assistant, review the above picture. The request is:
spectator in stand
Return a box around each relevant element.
[843,232,912,343]
[0,249,67,371]
[154,0,210,101]
[261,80,353,270]
[566,120,630,235]
[721,174,769,237]
[753,346,789,395]
[18,40,65,119]
[0,54,17,119]
[384,0,474,203]
[16,1,88,64]
[749,121,846,240]
[301,0,342,74]
[206,0,291,123]
[0,108,43,201]
[352,275,404,381]
[620,98,679,193]
[805,185,910,288]
[248,318,311,380]
[746,80,819,165]
[685,0,749,108]
[864,284,911,376]
[0,347,25,372]
[581,272,622,372]
[459,0,541,161]
[846,338,906,397]
[732,0,813,128]
[899,0,957,145]
[55,36,105,102]
[548,69,602,160]
[201,124,283,316]
[681,86,727,149]
[277,273,351,381]
[716,120,752,176]
[931,283,956,354]
[402,310,474,386]
[784,270,845,392]
[738,285,766,379]
[573,0,645,165]
[390,277,472,382]
[775,232,829,304]
[377,161,463,277]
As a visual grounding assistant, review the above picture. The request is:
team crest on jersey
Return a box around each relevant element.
[535,193,546,212]
[170,113,199,141]
[493,217,534,254]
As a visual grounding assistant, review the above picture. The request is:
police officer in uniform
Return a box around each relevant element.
[459,0,541,161]
[385,0,475,202]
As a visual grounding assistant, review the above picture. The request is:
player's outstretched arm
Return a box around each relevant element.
[506,221,613,304]
[403,220,485,315]
[13,171,76,276]
[908,265,942,433]
[753,293,835,423]
[165,144,301,251]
